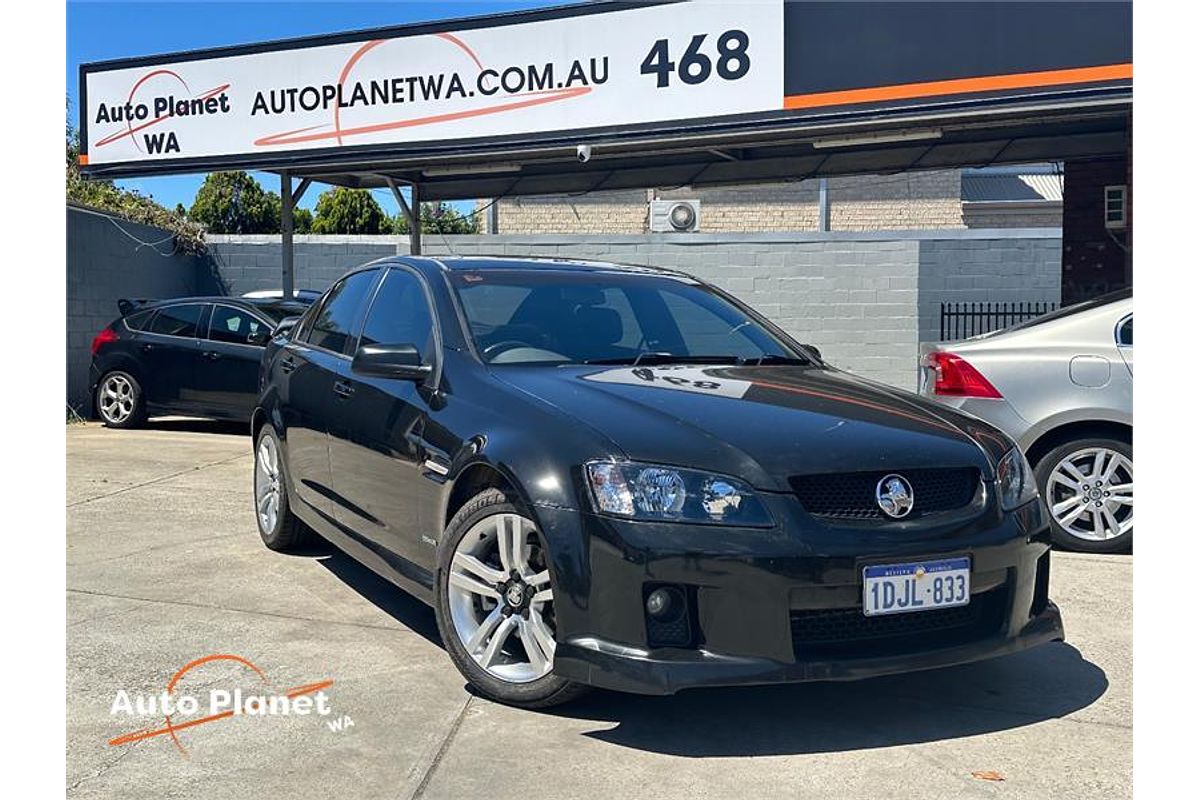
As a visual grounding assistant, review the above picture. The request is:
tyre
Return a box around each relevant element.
[253,425,312,552]
[95,370,146,429]
[1034,437,1132,553]
[435,488,589,708]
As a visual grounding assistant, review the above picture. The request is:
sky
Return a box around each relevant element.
[66,1,561,215]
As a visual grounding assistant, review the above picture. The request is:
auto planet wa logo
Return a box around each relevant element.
[92,69,233,156]
[107,654,344,758]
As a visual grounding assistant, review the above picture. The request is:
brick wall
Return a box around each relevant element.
[67,204,223,413]
[1061,157,1130,304]
[483,171,965,234]
[916,233,1063,346]
[206,235,403,295]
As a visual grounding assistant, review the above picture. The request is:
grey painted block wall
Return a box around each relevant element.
[67,205,222,413]
[205,229,1061,390]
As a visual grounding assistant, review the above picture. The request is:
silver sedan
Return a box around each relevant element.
[920,290,1132,552]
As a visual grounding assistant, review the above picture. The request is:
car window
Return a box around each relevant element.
[305,270,379,355]
[1117,315,1133,346]
[209,306,269,345]
[451,270,799,365]
[359,269,436,360]
[147,304,205,338]
[123,309,154,331]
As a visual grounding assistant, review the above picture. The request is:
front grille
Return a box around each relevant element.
[789,467,980,522]
[791,586,1008,659]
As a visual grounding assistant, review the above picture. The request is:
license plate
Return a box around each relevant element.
[862,557,970,617]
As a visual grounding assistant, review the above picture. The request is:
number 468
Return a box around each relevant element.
[640,29,751,88]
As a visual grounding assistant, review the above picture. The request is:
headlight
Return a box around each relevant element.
[997,447,1037,511]
[585,461,773,527]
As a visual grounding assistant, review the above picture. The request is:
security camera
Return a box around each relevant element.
[576,144,592,163]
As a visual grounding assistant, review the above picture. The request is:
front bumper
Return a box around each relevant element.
[537,493,1061,695]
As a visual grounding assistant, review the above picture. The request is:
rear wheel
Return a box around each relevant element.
[1035,437,1132,553]
[435,488,589,708]
[253,425,311,552]
[96,371,145,429]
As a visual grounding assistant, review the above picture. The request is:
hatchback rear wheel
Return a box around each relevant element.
[96,371,145,429]
[435,488,588,708]
[1035,437,1132,553]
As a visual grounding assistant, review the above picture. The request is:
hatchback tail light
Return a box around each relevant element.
[925,351,1002,398]
[91,327,119,356]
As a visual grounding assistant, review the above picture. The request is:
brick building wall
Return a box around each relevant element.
[1061,157,1130,304]
[483,170,966,234]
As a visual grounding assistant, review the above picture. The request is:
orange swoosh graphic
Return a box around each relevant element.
[255,85,590,147]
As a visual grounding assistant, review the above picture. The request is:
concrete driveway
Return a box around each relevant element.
[66,421,1131,799]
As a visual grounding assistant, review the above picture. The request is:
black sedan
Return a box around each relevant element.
[252,257,1063,708]
[90,296,309,427]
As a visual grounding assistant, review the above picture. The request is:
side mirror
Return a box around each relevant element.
[272,316,301,337]
[802,344,822,361]
[247,330,271,346]
[352,343,433,381]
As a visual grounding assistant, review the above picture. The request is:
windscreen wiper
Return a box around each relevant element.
[742,354,812,366]
[582,353,743,366]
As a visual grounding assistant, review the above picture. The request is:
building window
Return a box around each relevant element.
[1104,185,1127,230]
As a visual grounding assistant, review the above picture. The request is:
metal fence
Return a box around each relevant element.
[939,301,1058,341]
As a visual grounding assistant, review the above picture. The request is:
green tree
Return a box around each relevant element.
[188,171,281,234]
[390,201,477,235]
[293,207,314,234]
[311,187,388,234]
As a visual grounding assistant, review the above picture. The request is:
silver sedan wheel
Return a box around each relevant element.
[98,374,135,424]
[1046,447,1133,542]
[446,513,556,684]
[254,435,282,533]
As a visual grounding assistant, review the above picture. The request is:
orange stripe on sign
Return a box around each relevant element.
[78,154,88,165]
[783,63,1132,111]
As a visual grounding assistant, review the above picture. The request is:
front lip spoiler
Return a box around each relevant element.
[551,602,1064,696]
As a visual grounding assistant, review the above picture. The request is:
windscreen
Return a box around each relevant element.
[450,270,804,366]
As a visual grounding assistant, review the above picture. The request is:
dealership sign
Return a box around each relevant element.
[81,1,782,167]
[78,1,1131,177]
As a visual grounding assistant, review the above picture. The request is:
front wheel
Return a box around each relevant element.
[434,489,589,708]
[1035,437,1132,553]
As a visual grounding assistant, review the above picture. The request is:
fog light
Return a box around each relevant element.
[646,588,673,617]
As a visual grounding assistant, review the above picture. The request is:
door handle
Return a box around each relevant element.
[279,356,297,374]
[140,343,155,353]
[333,380,355,399]
[202,351,222,361]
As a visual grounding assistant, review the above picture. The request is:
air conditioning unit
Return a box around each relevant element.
[650,199,701,232]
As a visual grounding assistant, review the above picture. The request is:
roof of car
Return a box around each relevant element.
[408,255,685,277]
[124,296,309,315]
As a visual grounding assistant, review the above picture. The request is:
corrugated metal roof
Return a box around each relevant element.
[962,172,1063,203]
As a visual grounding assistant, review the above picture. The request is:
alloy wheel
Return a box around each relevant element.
[446,513,557,683]
[1046,446,1133,542]
[99,374,135,424]
[255,435,282,533]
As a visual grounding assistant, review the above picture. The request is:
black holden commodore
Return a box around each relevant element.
[90,296,309,427]
[252,256,1063,708]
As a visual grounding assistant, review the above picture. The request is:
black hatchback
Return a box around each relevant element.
[90,296,309,427]
[253,256,1063,708]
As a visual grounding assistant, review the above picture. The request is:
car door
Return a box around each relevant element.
[328,266,439,568]
[138,303,209,412]
[278,269,381,522]
[195,304,274,420]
